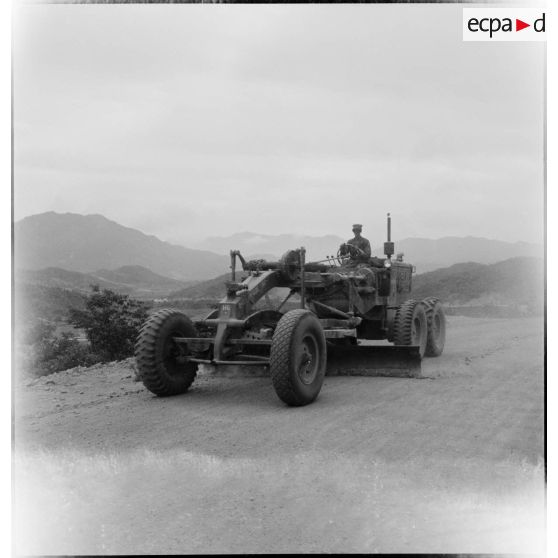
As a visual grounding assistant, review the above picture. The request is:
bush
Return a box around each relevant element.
[36,332,101,376]
[19,320,100,377]
[69,286,148,361]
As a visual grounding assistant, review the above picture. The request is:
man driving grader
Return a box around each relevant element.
[339,223,382,266]
[345,223,371,260]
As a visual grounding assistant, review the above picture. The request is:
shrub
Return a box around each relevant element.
[18,319,100,377]
[69,286,148,361]
[35,332,100,376]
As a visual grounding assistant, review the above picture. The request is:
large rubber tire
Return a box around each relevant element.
[422,297,446,357]
[135,309,198,396]
[269,309,327,407]
[393,299,428,358]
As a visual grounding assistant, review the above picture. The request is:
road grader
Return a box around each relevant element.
[135,214,446,406]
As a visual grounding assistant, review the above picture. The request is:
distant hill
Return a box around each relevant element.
[169,273,233,300]
[14,264,194,326]
[14,213,542,283]
[14,212,229,281]
[16,267,116,292]
[14,283,87,326]
[16,265,192,299]
[92,266,191,296]
[374,236,542,274]
[412,257,543,312]
[194,231,541,273]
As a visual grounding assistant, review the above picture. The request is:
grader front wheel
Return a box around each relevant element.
[269,309,327,406]
[135,309,198,396]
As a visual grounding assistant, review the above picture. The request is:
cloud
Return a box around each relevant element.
[13,4,545,244]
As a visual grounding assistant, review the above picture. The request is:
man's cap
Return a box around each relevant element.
[352,224,363,229]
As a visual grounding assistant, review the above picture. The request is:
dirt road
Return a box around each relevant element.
[13,316,545,554]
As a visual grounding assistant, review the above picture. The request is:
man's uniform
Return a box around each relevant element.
[347,224,371,261]
[347,236,371,257]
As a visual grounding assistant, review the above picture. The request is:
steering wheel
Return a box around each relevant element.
[337,243,366,259]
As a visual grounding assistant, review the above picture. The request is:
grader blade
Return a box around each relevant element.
[326,345,422,378]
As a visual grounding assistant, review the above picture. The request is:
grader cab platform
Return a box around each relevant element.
[135,214,446,406]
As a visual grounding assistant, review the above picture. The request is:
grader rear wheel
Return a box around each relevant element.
[422,297,446,357]
[393,299,428,358]
[269,309,327,406]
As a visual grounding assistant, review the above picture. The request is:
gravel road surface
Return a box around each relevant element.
[14,316,545,554]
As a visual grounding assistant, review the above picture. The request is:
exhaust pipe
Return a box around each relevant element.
[384,212,394,260]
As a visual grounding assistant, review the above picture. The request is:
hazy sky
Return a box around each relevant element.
[13,3,545,246]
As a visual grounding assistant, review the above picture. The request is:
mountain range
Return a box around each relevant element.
[194,231,542,273]
[15,265,192,299]
[412,257,543,311]
[14,212,229,281]
[15,212,543,281]
[377,237,543,274]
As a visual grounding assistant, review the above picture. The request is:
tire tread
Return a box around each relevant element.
[422,297,446,357]
[270,309,325,406]
[135,309,197,396]
[393,299,427,357]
